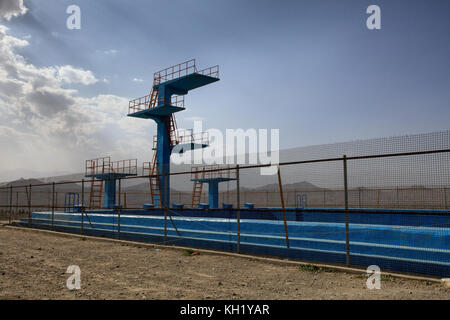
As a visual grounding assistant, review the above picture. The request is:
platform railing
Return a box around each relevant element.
[152,130,209,149]
[154,59,197,85]
[128,94,185,114]
[85,156,111,176]
[111,159,138,176]
[177,129,209,146]
[142,161,153,176]
[197,65,219,79]
[128,95,152,114]
[153,59,219,85]
[191,164,235,180]
[85,157,137,176]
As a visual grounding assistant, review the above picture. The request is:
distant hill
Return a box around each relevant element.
[5,178,45,187]
[1,178,83,192]
[38,171,145,190]
[240,181,322,192]
[122,180,321,193]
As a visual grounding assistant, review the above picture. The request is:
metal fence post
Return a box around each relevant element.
[377,189,380,208]
[343,155,350,267]
[8,185,12,224]
[323,189,326,208]
[358,187,362,208]
[236,165,240,253]
[51,182,55,229]
[81,179,84,234]
[15,191,18,222]
[118,178,121,239]
[277,166,290,248]
[396,187,400,209]
[28,184,32,225]
[444,187,448,210]
[163,174,167,244]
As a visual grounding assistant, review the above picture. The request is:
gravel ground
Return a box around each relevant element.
[0,225,449,300]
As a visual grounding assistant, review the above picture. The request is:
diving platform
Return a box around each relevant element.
[153,72,219,95]
[127,59,220,209]
[191,165,236,209]
[85,157,137,209]
[127,104,185,120]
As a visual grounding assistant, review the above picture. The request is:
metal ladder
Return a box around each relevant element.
[142,137,161,206]
[191,167,205,208]
[89,178,104,209]
[166,114,179,146]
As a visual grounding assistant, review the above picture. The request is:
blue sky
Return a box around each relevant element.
[0,0,449,179]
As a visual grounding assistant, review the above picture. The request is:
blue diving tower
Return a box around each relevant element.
[127,59,219,208]
[191,165,236,209]
[85,157,137,209]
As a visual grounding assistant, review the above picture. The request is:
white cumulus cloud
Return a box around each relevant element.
[57,65,99,85]
[0,0,28,21]
[0,25,154,178]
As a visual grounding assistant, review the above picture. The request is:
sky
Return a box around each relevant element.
[0,0,449,180]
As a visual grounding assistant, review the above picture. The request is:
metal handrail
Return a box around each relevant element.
[177,129,209,145]
[191,164,235,180]
[197,65,219,78]
[153,59,219,85]
[128,94,185,114]
[153,59,197,85]
[85,157,137,176]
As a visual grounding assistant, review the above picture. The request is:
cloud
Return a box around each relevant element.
[97,49,119,55]
[56,65,98,85]
[26,86,75,116]
[104,49,118,55]
[0,0,27,21]
[132,78,144,82]
[0,25,154,177]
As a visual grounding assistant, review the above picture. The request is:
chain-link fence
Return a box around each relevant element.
[1,131,449,278]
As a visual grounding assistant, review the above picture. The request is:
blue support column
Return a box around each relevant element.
[208,181,219,209]
[156,117,170,208]
[104,179,116,209]
[155,86,174,209]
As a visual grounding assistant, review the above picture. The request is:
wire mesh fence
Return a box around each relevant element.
[3,187,447,214]
[0,134,449,277]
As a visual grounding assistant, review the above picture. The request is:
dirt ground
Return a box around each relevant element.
[0,224,449,300]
